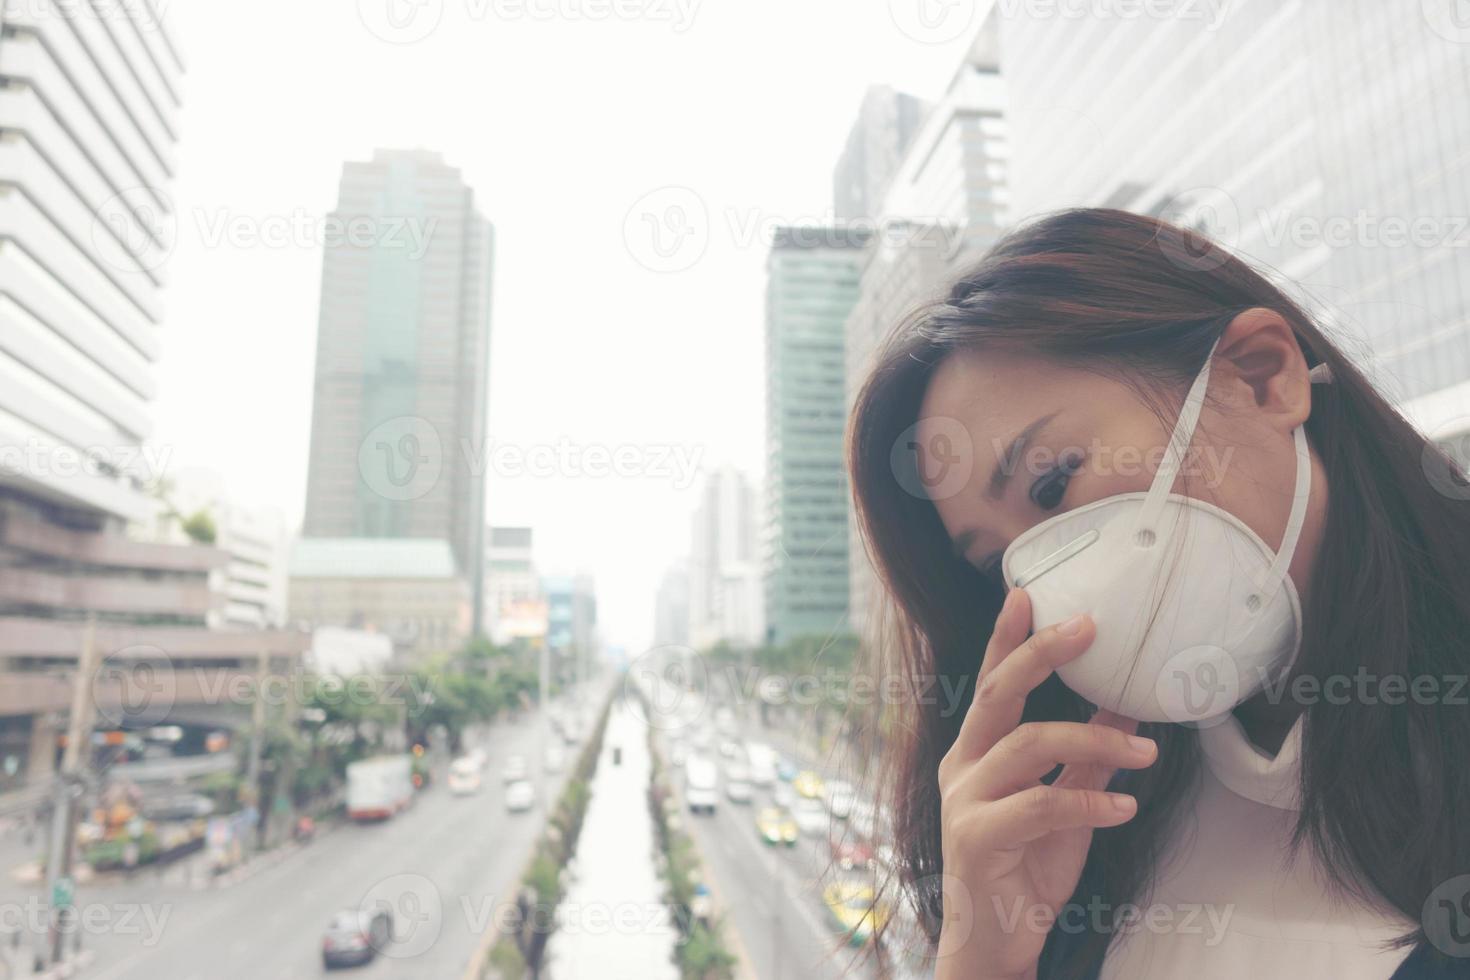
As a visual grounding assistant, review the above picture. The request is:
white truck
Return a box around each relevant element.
[685,754,718,814]
[746,743,777,787]
[346,755,414,821]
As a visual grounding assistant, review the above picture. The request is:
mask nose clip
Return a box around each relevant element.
[1011,528,1101,589]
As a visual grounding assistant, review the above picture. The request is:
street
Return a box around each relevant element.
[46,710,573,980]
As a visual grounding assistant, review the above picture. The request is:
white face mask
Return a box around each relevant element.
[999,341,1316,724]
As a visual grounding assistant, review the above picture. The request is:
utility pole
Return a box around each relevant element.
[41,615,98,969]
[243,647,269,850]
[538,640,549,815]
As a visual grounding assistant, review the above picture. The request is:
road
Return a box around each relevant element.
[54,706,584,980]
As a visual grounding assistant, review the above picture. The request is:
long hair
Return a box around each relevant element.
[847,207,1470,976]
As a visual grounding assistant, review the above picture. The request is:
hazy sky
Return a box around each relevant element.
[149,0,979,653]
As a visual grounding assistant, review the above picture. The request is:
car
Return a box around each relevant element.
[322,907,392,968]
[776,757,798,782]
[831,833,876,872]
[685,754,718,814]
[464,746,488,771]
[718,739,742,759]
[792,797,828,837]
[746,744,777,786]
[826,780,855,820]
[502,755,528,783]
[504,779,535,812]
[543,745,566,773]
[447,757,483,796]
[822,880,891,947]
[772,782,795,808]
[756,807,798,846]
[793,770,825,800]
[725,778,752,804]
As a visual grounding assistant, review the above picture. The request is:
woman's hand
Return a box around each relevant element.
[933,588,1157,980]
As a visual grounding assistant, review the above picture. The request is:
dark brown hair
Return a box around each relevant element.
[847,208,1470,975]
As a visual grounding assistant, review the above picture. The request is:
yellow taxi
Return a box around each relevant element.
[756,807,798,846]
[792,770,825,800]
[822,879,891,947]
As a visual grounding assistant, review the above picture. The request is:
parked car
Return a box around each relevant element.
[504,779,535,812]
[793,770,825,800]
[321,907,392,968]
[756,807,798,847]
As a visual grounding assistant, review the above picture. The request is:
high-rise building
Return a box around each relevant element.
[0,3,308,792]
[544,572,597,683]
[652,562,691,649]
[997,2,1470,444]
[483,526,546,647]
[301,149,494,632]
[845,18,1009,636]
[832,85,929,224]
[688,466,762,649]
[763,226,869,647]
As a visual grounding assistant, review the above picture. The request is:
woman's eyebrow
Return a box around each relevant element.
[988,412,1059,500]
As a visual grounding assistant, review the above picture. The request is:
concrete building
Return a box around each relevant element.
[844,19,1009,636]
[0,3,309,794]
[138,468,290,631]
[688,466,762,649]
[543,573,596,676]
[995,1,1470,447]
[832,85,929,224]
[483,526,545,647]
[287,538,470,660]
[763,226,869,647]
[652,562,690,650]
[301,149,494,632]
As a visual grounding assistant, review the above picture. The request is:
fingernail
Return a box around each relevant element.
[1109,794,1137,815]
[1127,735,1156,756]
[1057,614,1087,636]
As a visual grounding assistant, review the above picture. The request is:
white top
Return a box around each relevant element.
[1099,716,1416,980]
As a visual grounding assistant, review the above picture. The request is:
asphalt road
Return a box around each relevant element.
[62,707,580,980]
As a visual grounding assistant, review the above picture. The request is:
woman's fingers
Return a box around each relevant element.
[977,588,1033,683]
[958,721,1156,800]
[1055,710,1144,792]
[965,785,1139,850]
[945,604,1097,769]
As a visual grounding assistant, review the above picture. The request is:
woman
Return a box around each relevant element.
[847,208,1470,979]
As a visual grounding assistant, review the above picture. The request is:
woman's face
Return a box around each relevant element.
[915,344,1322,598]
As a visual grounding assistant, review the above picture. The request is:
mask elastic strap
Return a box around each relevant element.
[1133,337,1222,539]
[1253,424,1311,600]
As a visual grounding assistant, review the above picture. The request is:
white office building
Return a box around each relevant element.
[688,466,762,650]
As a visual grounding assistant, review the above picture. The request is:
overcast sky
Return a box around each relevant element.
[149,0,979,653]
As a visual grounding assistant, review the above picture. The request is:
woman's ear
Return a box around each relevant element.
[1216,308,1311,430]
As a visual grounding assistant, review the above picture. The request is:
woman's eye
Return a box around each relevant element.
[1029,452,1082,511]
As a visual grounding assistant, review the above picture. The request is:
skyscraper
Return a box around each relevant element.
[301,149,494,631]
[763,226,869,647]
[688,466,762,649]
[832,85,929,224]
[997,2,1470,443]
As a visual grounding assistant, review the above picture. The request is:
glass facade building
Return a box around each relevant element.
[302,150,494,628]
[763,227,869,646]
[997,0,1470,441]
